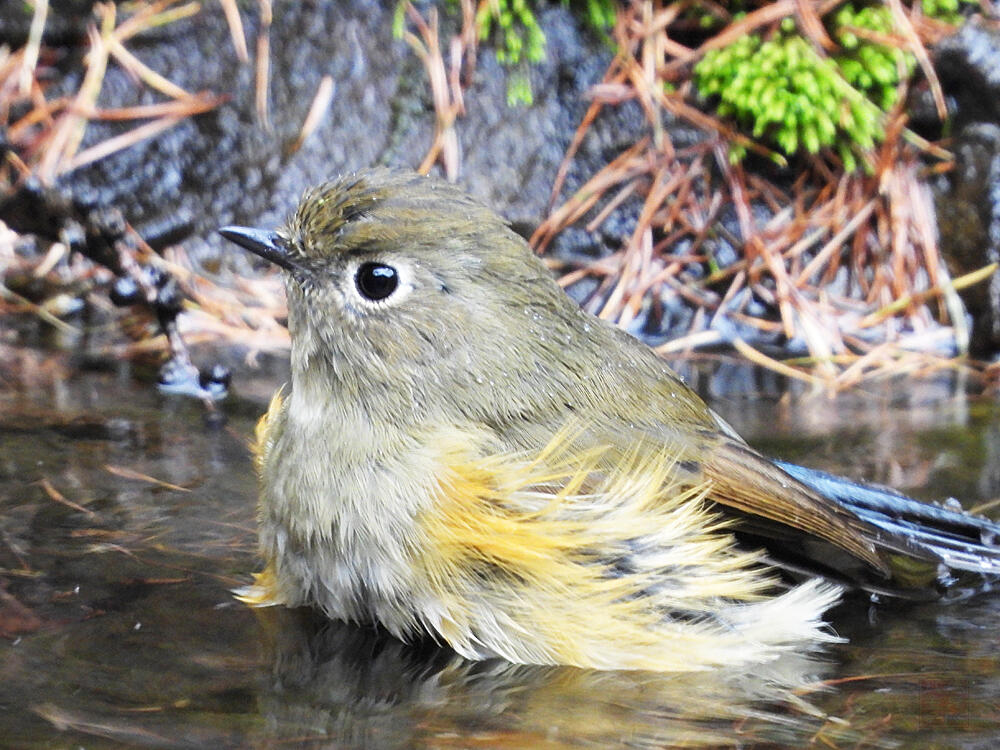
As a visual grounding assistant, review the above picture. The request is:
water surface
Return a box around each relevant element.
[2,348,999,749]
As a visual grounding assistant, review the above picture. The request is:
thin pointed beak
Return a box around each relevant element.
[218,226,300,273]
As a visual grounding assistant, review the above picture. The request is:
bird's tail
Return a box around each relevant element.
[775,461,1000,581]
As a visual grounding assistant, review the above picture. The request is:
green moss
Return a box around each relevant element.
[578,0,617,30]
[397,0,617,106]
[506,70,535,107]
[476,0,617,105]
[478,0,548,67]
[920,0,976,22]
[833,4,914,111]
[693,4,918,170]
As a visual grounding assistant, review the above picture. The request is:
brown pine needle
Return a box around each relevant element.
[888,0,946,120]
[36,11,115,181]
[107,35,192,100]
[902,127,951,161]
[80,96,224,121]
[405,1,469,181]
[795,0,836,51]
[0,283,80,334]
[114,1,201,43]
[255,0,273,128]
[38,478,97,517]
[65,114,186,173]
[858,263,999,329]
[104,465,191,492]
[656,329,724,354]
[660,0,797,74]
[732,338,822,386]
[795,200,877,285]
[969,497,1000,516]
[218,0,249,63]
[287,75,335,156]
[19,0,48,95]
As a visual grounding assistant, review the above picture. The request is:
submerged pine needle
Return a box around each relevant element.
[104,465,191,492]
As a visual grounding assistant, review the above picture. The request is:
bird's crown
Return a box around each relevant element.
[282,167,512,264]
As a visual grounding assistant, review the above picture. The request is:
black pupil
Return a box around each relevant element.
[356,262,399,301]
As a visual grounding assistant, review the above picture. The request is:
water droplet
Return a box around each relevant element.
[936,563,956,587]
[943,497,964,512]
[982,529,996,547]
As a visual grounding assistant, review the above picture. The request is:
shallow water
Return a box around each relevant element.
[2,347,999,749]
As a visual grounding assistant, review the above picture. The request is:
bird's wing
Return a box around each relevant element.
[696,436,892,574]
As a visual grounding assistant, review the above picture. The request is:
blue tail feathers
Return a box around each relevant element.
[776,461,1000,578]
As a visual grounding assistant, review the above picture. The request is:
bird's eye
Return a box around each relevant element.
[355,262,399,301]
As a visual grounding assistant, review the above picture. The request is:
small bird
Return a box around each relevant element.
[220,168,1000,672]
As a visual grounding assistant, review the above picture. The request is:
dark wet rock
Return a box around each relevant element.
[447,9,616,238]
[935,17,1000,131]
[0,0,98,46]
[928,19,1000,356]
[0,178,128,274]
[0,1,641,268]
[983,421,1000,500]
[934,123,1000,356]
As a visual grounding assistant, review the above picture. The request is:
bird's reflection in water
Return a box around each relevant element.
[255,608,859,749]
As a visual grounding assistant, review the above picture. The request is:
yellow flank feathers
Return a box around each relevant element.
[233,562,285,607]
[235,389,288,608]
[411,427,841,671]
[252,387,284,475]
